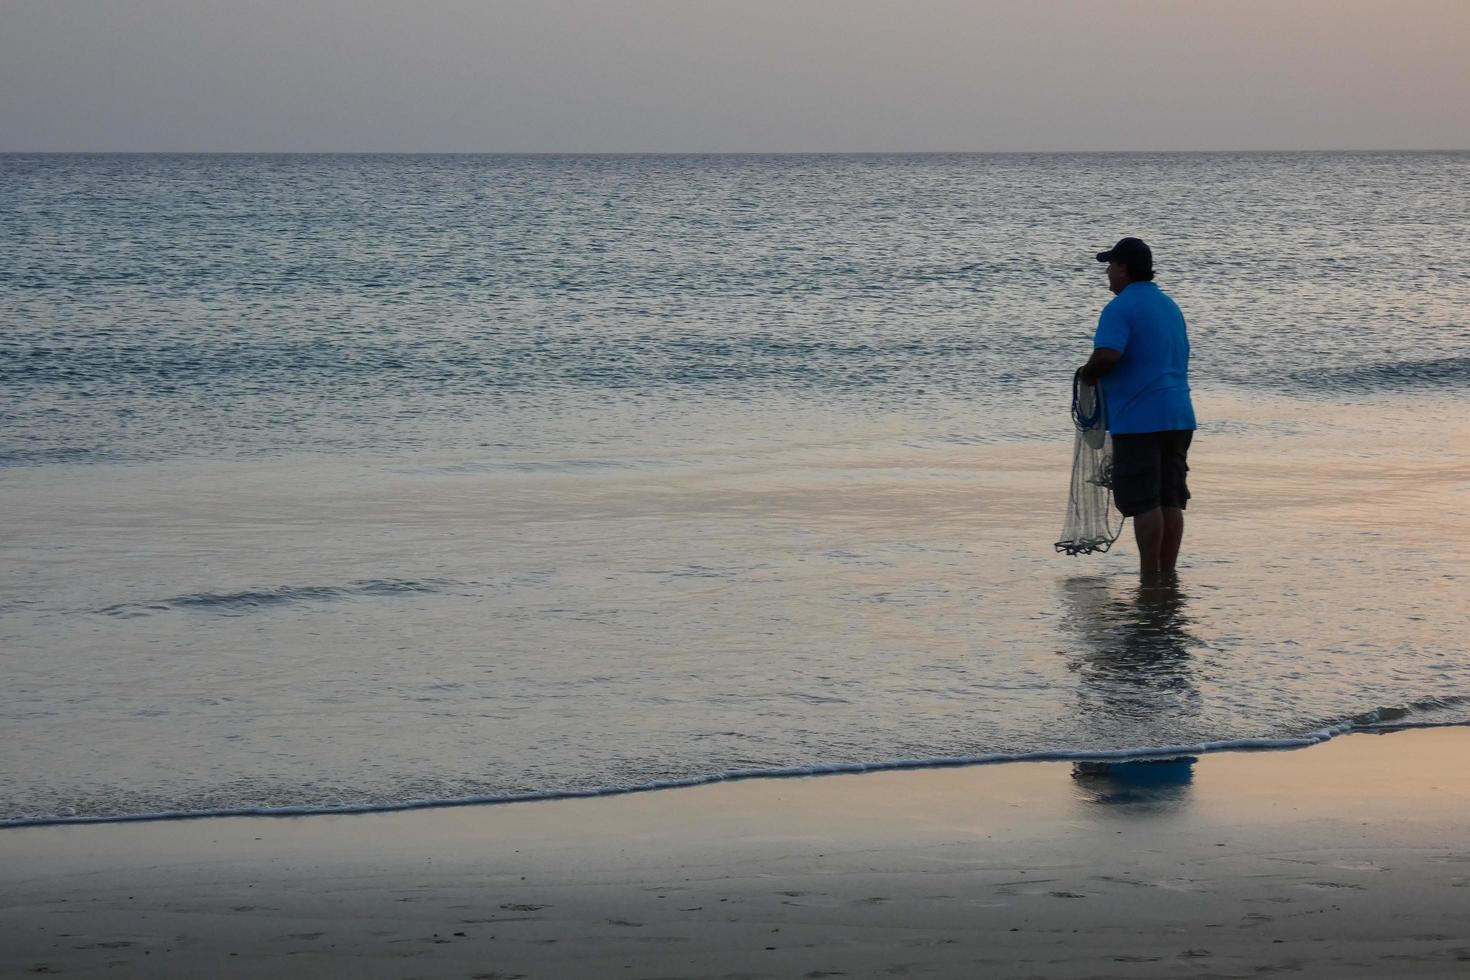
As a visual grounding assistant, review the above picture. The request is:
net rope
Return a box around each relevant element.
[1055,371,1125,556]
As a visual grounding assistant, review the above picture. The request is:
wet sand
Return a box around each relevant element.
[4,727,1470,978]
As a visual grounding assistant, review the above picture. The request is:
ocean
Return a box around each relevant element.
[2,152,1468,826]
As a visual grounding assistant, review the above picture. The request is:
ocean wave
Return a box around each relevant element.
[6,702,1467,829]
[396,457,667,476]
[1339,693,1470,729]
[0,446,125,467]
[1285,354,1470,392]
[93,578,456,619]
[0,336,1036,396]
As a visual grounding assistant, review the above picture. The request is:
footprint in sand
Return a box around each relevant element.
[1155,878,1206,893]
[1332,860,1386,872]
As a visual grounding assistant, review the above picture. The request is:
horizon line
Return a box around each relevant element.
[3,147,1468,156]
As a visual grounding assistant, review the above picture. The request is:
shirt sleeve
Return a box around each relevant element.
[1093,299,1129,353]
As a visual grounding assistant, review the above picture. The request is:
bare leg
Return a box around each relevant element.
[1160,506,1185,572]
[1132,506,1163,575]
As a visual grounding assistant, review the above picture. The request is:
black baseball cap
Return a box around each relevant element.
[1096,237,1152,267]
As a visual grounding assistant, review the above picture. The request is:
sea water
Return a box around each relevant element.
[2,152,1468,825]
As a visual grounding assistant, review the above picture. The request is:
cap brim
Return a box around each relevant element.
[1095,250,1114,262]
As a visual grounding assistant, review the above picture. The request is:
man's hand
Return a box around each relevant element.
[1078,347,1122,383]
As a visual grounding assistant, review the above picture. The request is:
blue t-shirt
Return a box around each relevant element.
[1093,281,1196,435]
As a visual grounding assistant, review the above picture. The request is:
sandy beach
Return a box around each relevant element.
[4,727,1469,978]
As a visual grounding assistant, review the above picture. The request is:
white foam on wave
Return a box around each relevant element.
[8,716,1467,830]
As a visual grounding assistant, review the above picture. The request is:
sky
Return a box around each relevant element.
[2,0,1468,153]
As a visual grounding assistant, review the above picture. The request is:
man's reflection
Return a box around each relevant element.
[1060,573,1201,809]
[1072,756,1196,807]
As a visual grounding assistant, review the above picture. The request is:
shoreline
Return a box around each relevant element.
[5,717,1466,830]
[5,726,1470,978]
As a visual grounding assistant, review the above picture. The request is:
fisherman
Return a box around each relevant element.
[1077,237,1197,576]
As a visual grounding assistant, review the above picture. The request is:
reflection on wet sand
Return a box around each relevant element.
[1072,757,1197,808]
[1061,574,1202,809]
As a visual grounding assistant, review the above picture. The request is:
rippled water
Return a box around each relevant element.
[2,153,1468,824]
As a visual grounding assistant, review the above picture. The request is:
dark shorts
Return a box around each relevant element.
[1111,430,1193,517]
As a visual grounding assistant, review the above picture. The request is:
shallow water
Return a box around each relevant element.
[2,153,1468,824]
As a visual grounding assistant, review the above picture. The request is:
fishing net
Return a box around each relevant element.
[1055,371,1125,555]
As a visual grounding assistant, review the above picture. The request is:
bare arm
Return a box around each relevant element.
[1078,347,1122,383]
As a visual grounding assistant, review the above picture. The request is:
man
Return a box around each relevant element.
[1077,237,1196,576]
